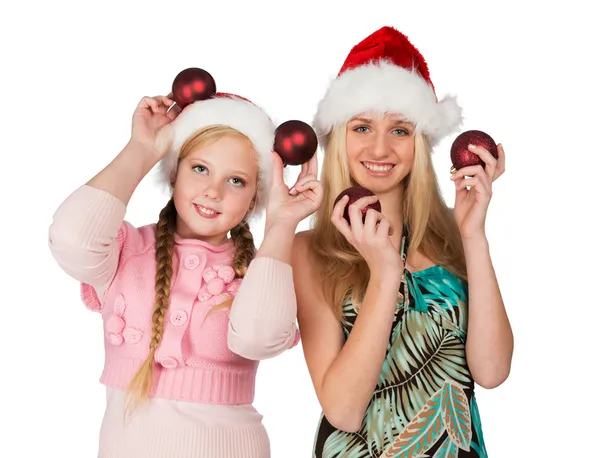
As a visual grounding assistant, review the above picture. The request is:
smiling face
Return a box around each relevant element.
[172,133,258,245]
[345,112,415,197]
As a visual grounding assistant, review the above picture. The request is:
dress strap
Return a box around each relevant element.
[400,221,409,264]
[397,221,411,313]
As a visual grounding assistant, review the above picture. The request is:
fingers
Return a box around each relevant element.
[330,195,352,239]
[451,164,492,194]
[271,152,285,187]
[467,144,497,183]
[306,152,319,177]
[455,174,491,195]
[292,178,320,195]
[139,95,177,116]
[139,96,159,112]
[289,173,318,195]
[363,208,383,238]
[375,217,392,237]
[347,194,380,238]
[156,95,174,108]
[495,144,506,180]
[450,164,485,181]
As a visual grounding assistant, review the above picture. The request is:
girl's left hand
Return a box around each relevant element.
[265,152,323,227]
[451,143,506,239]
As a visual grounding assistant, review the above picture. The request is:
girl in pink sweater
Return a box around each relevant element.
[48,88,322,457]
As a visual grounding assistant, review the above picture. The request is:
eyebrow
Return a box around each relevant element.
[349,117,374,124]
[190,158,251,179]
[349,117,412,127]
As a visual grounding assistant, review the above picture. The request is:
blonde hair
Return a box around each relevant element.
[309,124,467,317]
[126,126,257,409]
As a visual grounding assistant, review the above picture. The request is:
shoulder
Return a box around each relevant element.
[292,230,317,264]
[292,230,324,292]
[293,229,311,247]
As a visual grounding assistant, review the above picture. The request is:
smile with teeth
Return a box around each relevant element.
[362,162,395,173]
[194,204,219,217]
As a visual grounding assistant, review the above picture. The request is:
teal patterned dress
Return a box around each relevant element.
[312,231,488,458]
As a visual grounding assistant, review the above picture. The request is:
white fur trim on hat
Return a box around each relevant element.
[313,60,462,146]
[157,96,275,220]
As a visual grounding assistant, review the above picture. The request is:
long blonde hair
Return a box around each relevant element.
[309,124,467,317]
[126,126,257,408]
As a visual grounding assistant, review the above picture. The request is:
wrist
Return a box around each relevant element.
[370,267,403,289]
[462,233,489,253]
[256,221,296,264]
[122,140,162,175]
[264,218,298,235]
[125,139,162,162]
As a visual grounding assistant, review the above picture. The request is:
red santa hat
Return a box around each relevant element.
[313,26,462,147]
[158,92,275,220]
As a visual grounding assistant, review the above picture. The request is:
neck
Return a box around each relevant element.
[175,216,229,246]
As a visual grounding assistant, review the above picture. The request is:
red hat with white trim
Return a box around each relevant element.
[313,26,462,147]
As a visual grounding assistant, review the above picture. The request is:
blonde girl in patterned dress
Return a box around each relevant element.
[292,26,513,457]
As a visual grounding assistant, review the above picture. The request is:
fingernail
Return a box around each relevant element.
[468,144,476,150]
[289,186,295,193]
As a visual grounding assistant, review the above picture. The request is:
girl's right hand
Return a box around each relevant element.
[331,194,404,279]
[130,95,182,159]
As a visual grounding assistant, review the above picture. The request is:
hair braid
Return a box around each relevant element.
[126,198,176,410]
[230,219,256,278]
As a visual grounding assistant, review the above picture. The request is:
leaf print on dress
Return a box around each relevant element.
[322,430,371,458]
[380,380,472,458]
[433,436,459,458]
[363,309,472,451]
[380,388,445,457]
[440,380,471,450]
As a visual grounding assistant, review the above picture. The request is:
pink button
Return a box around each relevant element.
[184,254,200,269]
[170,310,188,327]
[160,357,178,369]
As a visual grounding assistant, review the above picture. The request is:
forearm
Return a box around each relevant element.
[321,273,401,431]
[228,256,298,360]
[463,234,513,388]
[255,220,297,264]
[86,140,160,206]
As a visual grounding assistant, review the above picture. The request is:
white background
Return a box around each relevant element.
[1,1,598,457]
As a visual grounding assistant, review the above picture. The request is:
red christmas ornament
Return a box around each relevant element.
[333,185,381,225]
[273,120,318,166]
[171,67,217,108]
[450,130,498,171]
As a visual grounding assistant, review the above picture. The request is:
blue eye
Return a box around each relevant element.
[355,126,370,133]
[392,128,409,135]
[193,165,207,174]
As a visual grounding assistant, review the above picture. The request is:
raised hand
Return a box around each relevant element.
[331,194,403,278]
[130,94,182,159]
[451,143,506,239]
[265,152,323,228]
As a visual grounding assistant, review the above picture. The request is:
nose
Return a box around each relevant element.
[370,131,390,159]
[203,180,224,201]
